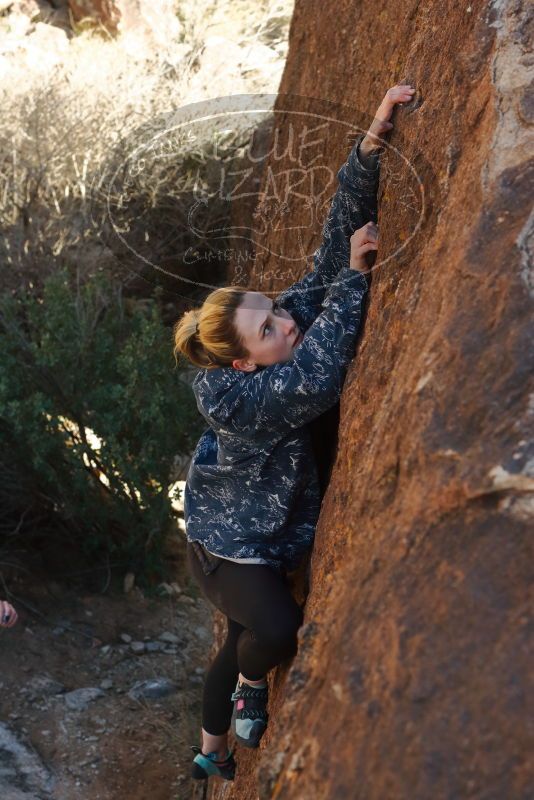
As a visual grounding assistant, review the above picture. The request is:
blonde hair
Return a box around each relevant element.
[173,285,251,370]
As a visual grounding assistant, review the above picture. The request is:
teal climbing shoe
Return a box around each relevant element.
[190,745,236,781]
[230,680,269,748]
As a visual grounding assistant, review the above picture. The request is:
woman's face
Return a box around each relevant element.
[232,292,304,371]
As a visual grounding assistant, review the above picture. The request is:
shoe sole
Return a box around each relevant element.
[191,761,236,781]
[232,718,267,749]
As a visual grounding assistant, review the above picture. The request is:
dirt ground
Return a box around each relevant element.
[0,532,216,800]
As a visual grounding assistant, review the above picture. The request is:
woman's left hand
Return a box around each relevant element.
[361,84,416,152]
[0,600,18,628]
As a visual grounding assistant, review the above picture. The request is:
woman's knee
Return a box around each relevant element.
[254,604,303,656]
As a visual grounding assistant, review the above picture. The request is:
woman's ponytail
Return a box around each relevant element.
[173,308,213,369]
[172,285,250,370]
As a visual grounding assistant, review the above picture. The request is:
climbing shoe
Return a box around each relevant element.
[190,745,236,781]
[230,679,269,748]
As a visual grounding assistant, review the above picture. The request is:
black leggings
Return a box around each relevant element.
[186,541,304,735]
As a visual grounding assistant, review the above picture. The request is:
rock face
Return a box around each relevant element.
[206,1,533,798]
[67,0,181,42]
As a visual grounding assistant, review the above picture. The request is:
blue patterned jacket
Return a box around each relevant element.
[184,135,380,572]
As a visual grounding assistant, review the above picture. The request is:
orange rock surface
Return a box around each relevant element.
[207,1,533,797]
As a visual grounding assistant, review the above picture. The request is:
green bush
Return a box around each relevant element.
[0,267,204,585]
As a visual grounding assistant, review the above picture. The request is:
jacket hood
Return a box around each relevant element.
[192,365,248,425]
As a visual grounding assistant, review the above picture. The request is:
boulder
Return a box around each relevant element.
[67,0,181,44]
[209,0,534,797]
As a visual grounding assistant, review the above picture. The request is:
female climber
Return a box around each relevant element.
[173,83,415,782]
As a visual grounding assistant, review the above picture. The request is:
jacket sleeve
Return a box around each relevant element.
[275,133,380,332]
[230,267,368,440]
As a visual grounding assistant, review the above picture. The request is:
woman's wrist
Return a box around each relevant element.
[349,262,371,274]
[359,134,384,160]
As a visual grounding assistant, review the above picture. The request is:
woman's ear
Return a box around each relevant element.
[232,358,257,372]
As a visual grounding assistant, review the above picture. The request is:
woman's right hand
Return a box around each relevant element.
[0,600,17,628]
[349,222,378,273]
